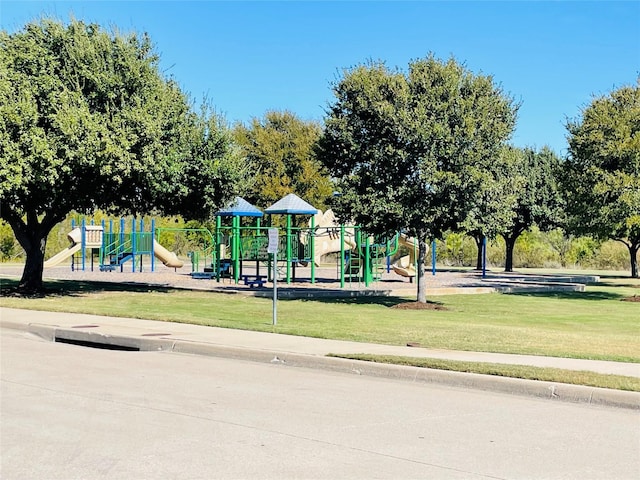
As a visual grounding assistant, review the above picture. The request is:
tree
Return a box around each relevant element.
[461,146,522,270]
[564,82,640,278]
[0,19,246,292]
[233,111,333,212]
[318,56,518,302]
[498,146,564,272]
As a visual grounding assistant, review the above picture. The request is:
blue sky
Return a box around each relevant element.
[2,1,639,155]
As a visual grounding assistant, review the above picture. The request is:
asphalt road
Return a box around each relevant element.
[1,328,638,480]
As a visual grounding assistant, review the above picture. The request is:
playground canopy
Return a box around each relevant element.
[216,197,264,217]
[264,193,318,215]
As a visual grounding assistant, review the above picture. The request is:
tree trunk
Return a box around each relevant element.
[416,237,428,303]
[5,211,61,294]
[504,234,517,273]
[629,242,639,279]
[20,239,47,293]
[473,234,483,270]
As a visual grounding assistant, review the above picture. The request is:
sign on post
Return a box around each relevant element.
[267,228,278,325]
[267,228,279,254]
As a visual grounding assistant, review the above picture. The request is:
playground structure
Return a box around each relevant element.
[202,195,419,287]
[45,195,434,288]
[44,218,183,272]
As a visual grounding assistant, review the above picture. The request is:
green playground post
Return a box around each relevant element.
[215,216,222,281]
[232,215,240,284]
[286,214,292,284]
[364,234,371,287]
[310,215,315,284]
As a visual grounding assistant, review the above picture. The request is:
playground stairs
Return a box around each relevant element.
[372,260,385,281]
[344,257,363,281]
[100,252,134,272]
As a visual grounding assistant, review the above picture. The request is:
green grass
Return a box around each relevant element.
[328,354,640,392]
[1,276,638,362]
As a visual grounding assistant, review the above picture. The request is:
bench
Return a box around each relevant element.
[241,275,267,288]
[191,271,214,279]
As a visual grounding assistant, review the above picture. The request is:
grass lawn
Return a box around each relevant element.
[1,275,638,363]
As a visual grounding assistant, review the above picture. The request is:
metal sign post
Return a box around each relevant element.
[267,228,279,326]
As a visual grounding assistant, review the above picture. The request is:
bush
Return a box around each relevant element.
[590,241,630,271]
[0,221,22,261]
[513,228,557,268]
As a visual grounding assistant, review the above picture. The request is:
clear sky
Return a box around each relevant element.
[2,1,639,155]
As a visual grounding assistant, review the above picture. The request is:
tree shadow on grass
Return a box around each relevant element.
[507,290,625,301]
[0,278,174,298]
[584,273,640,288]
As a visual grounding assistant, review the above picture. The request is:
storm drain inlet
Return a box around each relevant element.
[54,337,140,351]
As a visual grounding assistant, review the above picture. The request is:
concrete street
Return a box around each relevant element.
[2,328,639,479]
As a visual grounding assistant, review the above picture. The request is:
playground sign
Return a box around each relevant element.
[267,228,279,253]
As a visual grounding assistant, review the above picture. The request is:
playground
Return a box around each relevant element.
[39,194,598,298]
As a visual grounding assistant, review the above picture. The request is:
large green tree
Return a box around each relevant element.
[233,110,333,211]
[461,146,522,270]
[318,56,518,302]
[498,146,564,272]
[0,19,246,292]
[563,82,640,278]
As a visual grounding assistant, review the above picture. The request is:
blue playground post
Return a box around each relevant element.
[432,239,437,276]
[71,219,76,271]
[101,219,106,265]
[139,218,144,272]
[119,218,125,272]
[131,218,136,273]
[81,218,86,271]
[482,236,487,278]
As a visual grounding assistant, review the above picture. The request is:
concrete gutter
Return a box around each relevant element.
[7,319,638,411]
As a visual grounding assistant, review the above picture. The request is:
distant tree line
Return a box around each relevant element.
[1,18,638,295]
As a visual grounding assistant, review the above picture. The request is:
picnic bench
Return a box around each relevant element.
[241,274,267,288]
[191,271,214,279]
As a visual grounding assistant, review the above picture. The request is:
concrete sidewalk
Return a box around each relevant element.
[1,307,639,409]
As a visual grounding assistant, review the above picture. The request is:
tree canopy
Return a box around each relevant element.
[0,18,247,292]
[318,56,518,302]
[563,81,640,277]
[460,145,523,270]
[497,146,564,272]
[232,110,333,212]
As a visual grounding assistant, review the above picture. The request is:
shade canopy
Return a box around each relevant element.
[216,197,263,217]
[264,193,318,215]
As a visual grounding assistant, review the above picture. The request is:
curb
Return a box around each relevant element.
[9,321,640,411]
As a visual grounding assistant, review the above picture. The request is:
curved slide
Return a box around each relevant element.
[391,234,424,279]
[153,240,184,268]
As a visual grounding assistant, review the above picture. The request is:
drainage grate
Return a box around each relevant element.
[55,337,139,351]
